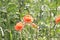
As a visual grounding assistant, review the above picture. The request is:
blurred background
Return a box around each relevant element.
[0,0,60,40]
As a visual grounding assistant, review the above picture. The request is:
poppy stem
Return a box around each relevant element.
[10,31,12,40]
[19,31,22,40]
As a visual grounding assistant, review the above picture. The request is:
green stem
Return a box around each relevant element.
[20,31,22,40]
[10,31,12,40]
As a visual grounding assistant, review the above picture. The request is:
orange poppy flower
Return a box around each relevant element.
[55,16,60,24]
[31,23,38,28]
[15,22,24,31]
[23,15,33,23]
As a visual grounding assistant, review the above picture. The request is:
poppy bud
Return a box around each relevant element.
[55,16,60,24]
[31,23,38,28]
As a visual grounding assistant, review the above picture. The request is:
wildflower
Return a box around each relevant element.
[55,16,60,24]
[23,15,33,23]
[15,22,24,31]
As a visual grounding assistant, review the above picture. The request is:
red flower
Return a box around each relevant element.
[23,15,33,23]
[55,16,60,24]
[15,22,24,31]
